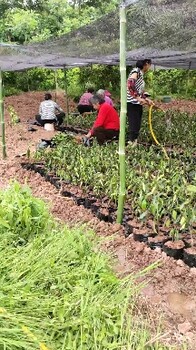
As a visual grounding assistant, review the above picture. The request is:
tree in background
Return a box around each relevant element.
[0,0,119,43]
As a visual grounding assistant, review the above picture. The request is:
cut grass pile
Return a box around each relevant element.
[0,182,172,349]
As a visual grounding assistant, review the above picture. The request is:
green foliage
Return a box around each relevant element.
[4,68,58,95]
[145,69,196,99]
[4,86,22,97]
[36,132,196,232]
[0,183,169,350]
[140,109,196,148]
[1,8,40,43]
[0,181,51,244]
[3,65,120,99]
[67,112,96,129]
[0,0,119,43]
[3,66,196,102]
[78,65,120,97]
[66,109,196,149]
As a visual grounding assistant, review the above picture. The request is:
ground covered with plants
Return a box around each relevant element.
[0,91,196,349]
[1,182,166,350]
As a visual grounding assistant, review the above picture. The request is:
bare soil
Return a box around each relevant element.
[159,99,196,114]
[1,91,196,349]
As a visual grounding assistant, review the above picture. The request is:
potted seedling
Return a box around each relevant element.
[163,228,185,260]
[183,185,196,267]
[183,231,196,267]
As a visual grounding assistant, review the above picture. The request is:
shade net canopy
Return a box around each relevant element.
[0,0,196,71]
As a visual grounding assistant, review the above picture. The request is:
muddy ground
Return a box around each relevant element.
[1,91,196,349]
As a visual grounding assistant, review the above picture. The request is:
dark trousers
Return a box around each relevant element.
[93,127,119,145]
[35,112,65,126]
[127,103,143,141]
[77,105,94,114]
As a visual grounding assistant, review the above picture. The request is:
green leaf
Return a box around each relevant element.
[172,210,177,221]
[187,185,196,193]
[180,216,186,229]
[0,218,10,228]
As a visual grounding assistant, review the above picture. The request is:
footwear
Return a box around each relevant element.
[82,136,92,147]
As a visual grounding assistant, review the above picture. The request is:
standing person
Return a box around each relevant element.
[127,59,154,144]
[84,95,119,145]
[36,93,65,126]
[77,87,95,114]
[97,89,114,107]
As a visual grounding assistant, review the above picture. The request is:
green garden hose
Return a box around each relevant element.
[148,105,169,159]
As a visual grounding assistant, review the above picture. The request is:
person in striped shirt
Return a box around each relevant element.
[36,93,65,126]
[127,59,154,143]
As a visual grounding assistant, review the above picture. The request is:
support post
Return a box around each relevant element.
[186,61,192,97]
[27,70,30,91]
[54,69,58,102]
[152,64,156,99]
[0,69,6,159]
[64,67,69,125]
[117,1,127,223]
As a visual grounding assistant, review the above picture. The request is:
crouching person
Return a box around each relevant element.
[36,93,65,126]
[84,95,119,145]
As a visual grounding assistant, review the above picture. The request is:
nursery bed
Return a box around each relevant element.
[0,90,196,349]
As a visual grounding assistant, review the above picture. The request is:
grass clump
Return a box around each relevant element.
[0,181,51,245]
[0,183,172,349]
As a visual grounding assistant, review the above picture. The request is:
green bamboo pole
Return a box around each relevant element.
[54,69,58,102]
[185,61,191,97]
[117,1,127,223]
[63,67,69,125]
[0,69,6,159]
[152,64,156,99]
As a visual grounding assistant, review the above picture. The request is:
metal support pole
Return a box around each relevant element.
[64,67,69,125]
[0,69,6,159]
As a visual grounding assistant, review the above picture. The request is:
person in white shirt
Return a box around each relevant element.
[36,93,65,126]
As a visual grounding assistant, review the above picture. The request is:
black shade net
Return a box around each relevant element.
[0,0,196,71]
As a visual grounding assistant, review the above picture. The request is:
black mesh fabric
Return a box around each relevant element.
[0,0,195,71]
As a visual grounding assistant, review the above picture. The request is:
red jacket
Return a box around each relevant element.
[90,103,120,135]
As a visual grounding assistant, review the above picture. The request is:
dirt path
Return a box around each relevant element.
[1,91,196,349]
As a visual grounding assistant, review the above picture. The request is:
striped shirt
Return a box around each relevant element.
[127,68,145,105]
[39,100,63,120]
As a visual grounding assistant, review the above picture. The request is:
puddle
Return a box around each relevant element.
[167,292,196,319]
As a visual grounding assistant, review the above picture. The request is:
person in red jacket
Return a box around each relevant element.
[84,94,120,145]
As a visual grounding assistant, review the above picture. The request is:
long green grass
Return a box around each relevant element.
[0,183,173,349]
